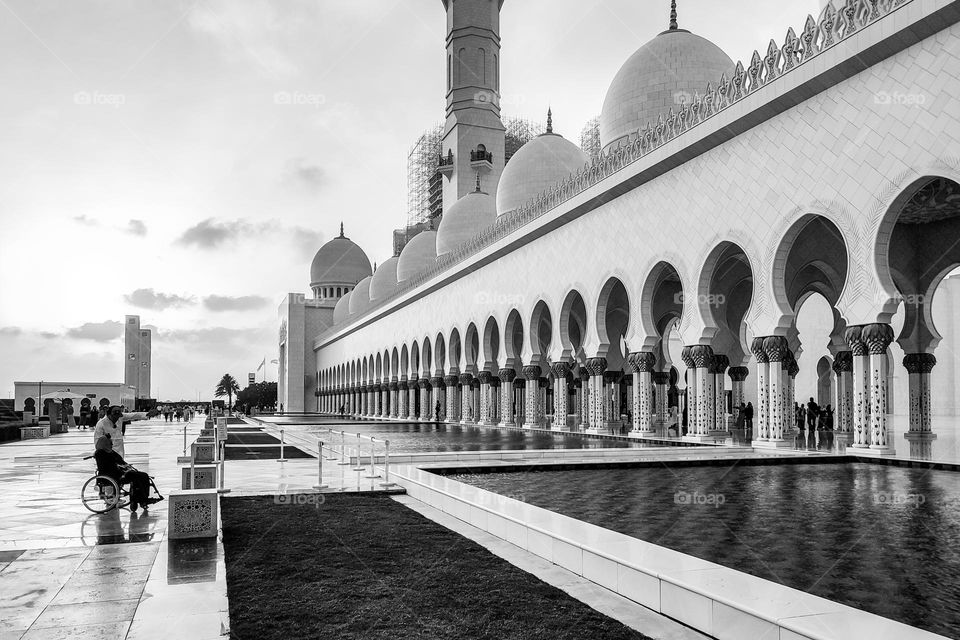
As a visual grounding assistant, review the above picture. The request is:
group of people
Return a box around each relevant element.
[157,405,196,422]
[77,404,106,430]
[797,398,835,450]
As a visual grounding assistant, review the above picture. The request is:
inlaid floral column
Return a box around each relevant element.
[408,376,419,421]
[728,366,748,423]
[751,338,769,441]
[377,382,387,418]
[389,379,399,418]
[787,358,799,429]
[845,327,870,448]
[444,375,459,422]
[763,337,790,443]
[904,353,936,434]
[627,352,655,434]
[685,346,714,438]
[477,372,492,424]
[551,363,570,431]
[398,380,409,419]
[863,323,894,452]
[712,355,729,432]
[680,347,696,435]
[490,377,501,424]
[652,371,670,431]
[578,368,590,431]
[521,365,541,429]
[459,373,473,423]
[498,368,516,427]
[417,379,431,421]
[832,352,852,433]
[431,376,444,421]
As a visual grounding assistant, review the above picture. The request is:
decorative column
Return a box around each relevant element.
[680,347,696,435]
[417,378,431,421]
[498,368,516,427]
[686,346,714,438]
[389,380,399,418]
[572,377,583,430]
[712,354,729,432]
[904,353,936,435]
[728,366,748,423]
[459,373,474,423]
[430,376,444,421]
[444,375,459,422]
[378,383,387,418]
[832,352,853,433]
[551,363,571,431]
[522,364,542,428]
[398,380,409,419]
[627,352,656,435]
[787,358,799,432]
[578,368,590,430]
[751,338,769,441]
[652,371,670,431]
[538,377,549,426]
[863,323,895,452]
[584,357,607,432]
[408,376,419,421]
[763,336,790,444]
[360,384,368,417]
[845,327,870,448]
[489,377,501,424]
[477,371,492,424]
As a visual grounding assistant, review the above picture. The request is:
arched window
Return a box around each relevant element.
[457,48,466,86]
[479,48,486,85]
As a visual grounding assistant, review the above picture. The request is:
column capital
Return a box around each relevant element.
[903,352,937,374]
[550,362,571,378]
[844,325,868,356]
[862,323,894,355]
[522,364,542,380]
[578,366,590,381]
[417,378,431,389]
[710,354,730,375]
[680,346,695,368]
[687,344,714,368]
[787,359,799,378]
[602,370,622,384]
[728,366,749,382]
[584,357,607,376]
[762,336,790,362]
[380,383,389,392]
[430,376,444,387]
[477,371,492,384]
[443,374,459,386]
[832,351,852,373]
[498,368,516,382]
[538,377,549,388]
[394,381,404,391]
[627,351,656,373]
[652,371,671,385]
[750,337,768,363]
[459,372,474,385]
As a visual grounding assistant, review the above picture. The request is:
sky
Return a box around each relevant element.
[0,0,826,401]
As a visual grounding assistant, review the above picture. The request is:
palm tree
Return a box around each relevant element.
[215,373,240,412]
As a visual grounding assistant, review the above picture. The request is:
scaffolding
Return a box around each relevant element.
[504,116,545,166]
[579,116,602,163]
[406,123,444,229]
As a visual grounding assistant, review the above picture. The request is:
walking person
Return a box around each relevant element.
[744,402,754,438]
[435,400,441,422]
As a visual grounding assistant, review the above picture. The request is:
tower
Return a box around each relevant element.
[123,315,141,397]
[138,329,152,399]
[439,0,506,215]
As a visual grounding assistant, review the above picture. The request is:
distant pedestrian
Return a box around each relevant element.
[806,398,820,431]
[744,402,754,436]
[435,400,441,422]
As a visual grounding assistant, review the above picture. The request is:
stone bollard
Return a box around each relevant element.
[168,489,219,540]
[181,464,218,490]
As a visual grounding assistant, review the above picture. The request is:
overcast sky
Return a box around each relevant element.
[0,0,825,400]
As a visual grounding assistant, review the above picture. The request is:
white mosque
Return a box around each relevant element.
[279,0,960,458]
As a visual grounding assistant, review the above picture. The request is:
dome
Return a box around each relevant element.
[347,276,372,315]
[496,122,589,216]
[436,190,496,257]
[333,291,351,324]
[396,229,438,282]
[599,27,733,151]
[369,256,400,302]
[309,226,372,289]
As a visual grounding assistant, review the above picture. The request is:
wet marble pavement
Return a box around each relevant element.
[0,421,228,639]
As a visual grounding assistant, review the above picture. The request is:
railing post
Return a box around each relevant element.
[182,424,188,456]
[217,440,230,494]
[379,439,393,488]
[352,434,364,471]
[365,437,379,479]
[313,439,328,490]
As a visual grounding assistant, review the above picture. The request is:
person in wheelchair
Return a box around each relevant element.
[94,435,162,513]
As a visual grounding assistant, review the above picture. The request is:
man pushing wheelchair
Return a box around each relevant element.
[94,434,163,513]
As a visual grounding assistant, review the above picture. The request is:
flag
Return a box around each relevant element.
[256,357,266,372]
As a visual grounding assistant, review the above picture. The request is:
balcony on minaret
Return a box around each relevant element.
[437,149,455,177]
[469,145,494,174]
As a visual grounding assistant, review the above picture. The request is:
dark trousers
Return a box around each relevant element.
[124,470,151,507]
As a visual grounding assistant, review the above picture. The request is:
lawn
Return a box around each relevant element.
[221,494,653,640]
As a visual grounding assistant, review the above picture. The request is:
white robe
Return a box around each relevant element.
[93,413,147,458]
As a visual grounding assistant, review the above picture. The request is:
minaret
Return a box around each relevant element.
[440,0,506,215]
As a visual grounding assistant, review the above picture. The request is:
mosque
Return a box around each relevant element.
[279,0,960,456]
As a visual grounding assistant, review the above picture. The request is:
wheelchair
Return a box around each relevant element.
[80,454,163,514]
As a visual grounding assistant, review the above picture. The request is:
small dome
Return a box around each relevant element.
[333,291,351,324]
[497,130,589,216]
[309,226,372,289]
[396,229,438,282]
[347,276,372,315]
[436,191,496,257]
[370,256,400,302]
[600,28,733,151]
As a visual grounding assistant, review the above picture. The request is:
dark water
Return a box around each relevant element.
[453,463,960,638]
[269,419,676,454]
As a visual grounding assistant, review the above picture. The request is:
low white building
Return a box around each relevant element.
[14,382,137,416]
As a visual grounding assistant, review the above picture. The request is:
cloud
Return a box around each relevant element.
[73,215,99,227]
[283,158,325,192]
[160,326,273,352]
[203,295,270,311]
[66,320,123,342]
[124,288,195,310]
[0,326,22,336]
[126,219,147,236]
[176,218,243,248]
[289,227,325,259]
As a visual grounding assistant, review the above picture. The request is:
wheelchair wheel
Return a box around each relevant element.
[81,476,129,513]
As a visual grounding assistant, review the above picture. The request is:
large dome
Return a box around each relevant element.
[309,227,372,289]
[347,276,372,315]
[497,129,589,216]
[436,190,496,258]
[600,28,733,151]
[333,291,351,324]
[396,229,438,283]
[369,256,400,302]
